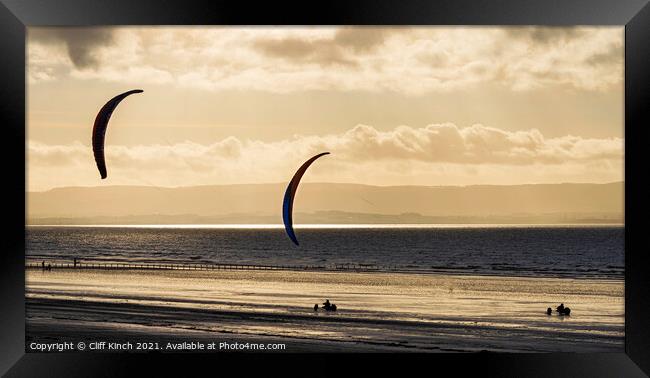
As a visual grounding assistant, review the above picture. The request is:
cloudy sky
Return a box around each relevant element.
[27,26,624,191]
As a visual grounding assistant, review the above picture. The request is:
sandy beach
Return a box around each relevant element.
[25,268,624,352]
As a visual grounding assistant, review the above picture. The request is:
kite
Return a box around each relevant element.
[91,89,143,179]
[282,152,330,246]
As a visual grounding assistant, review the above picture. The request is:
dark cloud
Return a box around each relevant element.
[253,38,355,66]
[254,38,317,59]
[253,27,393,66]
[585,45,623,66]
[505,27,586,45]
[29,28,115,69]
[332,27,389,52]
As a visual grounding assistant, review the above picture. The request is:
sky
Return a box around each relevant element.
[27,26,624,192]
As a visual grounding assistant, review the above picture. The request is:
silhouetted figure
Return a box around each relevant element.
[556,303,565,314]
[41,261,45,271]
[46,264,52,271]
[563,307,571,316]
[314,304,319,311]
[546,307,552,315]
[321,299,337,312]
[74,258,77,268]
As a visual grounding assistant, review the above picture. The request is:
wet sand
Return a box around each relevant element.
[26,269,624,352]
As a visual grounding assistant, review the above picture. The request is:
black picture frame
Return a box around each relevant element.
[1,0,648,376]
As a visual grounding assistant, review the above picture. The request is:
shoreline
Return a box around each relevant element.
[26,297,620,353]
[26,268,624,352]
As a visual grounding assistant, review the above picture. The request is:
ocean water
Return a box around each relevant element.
[25,225,624,279]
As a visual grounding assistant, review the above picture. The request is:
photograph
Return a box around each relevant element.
[25,26,625,353]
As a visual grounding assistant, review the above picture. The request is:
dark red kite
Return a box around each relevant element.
[92,89,143,179]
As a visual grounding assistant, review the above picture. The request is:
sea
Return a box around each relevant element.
[25,225,624,279]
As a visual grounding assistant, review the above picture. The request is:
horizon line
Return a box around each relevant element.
[28,180,625,193]
[26,223,625,229]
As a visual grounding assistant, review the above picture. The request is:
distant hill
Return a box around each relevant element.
[27,182,623,225]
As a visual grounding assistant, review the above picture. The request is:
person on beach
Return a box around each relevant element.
[74,258,77,268]
[556,303,565,314]
[46,264,52,271]
[547,307,552,315]
[41,261,45,271]
[314,304,319,311]
[322,299,337,311]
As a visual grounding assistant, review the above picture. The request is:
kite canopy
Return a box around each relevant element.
[91,89,143,179]
[282,152,330,246]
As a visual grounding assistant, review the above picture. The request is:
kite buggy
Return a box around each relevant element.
[314,299,337,312]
